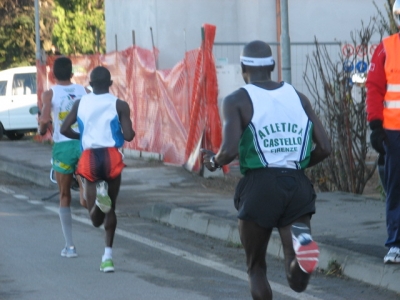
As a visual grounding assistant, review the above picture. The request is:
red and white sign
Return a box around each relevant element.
[342,43,379,59]
[342,44,354,57]
[355,44,368,57]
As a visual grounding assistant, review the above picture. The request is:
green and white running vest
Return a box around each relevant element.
[239,83,313,174]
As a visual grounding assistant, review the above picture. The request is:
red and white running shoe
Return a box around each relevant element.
[291,223,319,273]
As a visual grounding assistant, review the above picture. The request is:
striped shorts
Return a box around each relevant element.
[76,147,125,182]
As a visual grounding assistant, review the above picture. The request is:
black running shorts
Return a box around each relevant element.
[234,167,316,229]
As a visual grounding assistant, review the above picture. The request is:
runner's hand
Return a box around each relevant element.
[200,148,218,171]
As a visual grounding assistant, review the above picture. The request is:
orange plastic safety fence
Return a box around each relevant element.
[36,23,223,173]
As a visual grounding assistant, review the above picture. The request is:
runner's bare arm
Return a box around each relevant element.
[298,92,331,167]
[201,89,250,170]
[116,99,135,141]
[60,100,80,140]
[38,89,53,135]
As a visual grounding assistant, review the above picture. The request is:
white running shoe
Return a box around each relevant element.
[61,246,78,258]
[384,247,400,264]
[96,181,112,213]
[291,223,319,273]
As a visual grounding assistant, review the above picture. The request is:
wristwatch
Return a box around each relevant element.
[210,156,221,169]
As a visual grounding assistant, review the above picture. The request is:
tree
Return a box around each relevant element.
[52,0,105,55]
[374,0,397,35]
[39,0,58,54]
[0,0,104,70]
[0,0,36,68]
[304,0,398,194]
[304,19,384,194]
[303,1,398,194]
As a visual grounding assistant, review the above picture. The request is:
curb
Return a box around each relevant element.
[139,203,241,244]
[139,203,400,295]
[0,159,53,189]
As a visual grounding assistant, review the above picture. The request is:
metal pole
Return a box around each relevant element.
[280,0,291,83]
[34,0,41,62]
[150,27,158,69]
[275,0,282,81]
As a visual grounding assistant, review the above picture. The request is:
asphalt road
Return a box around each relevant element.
[0,170,399,300]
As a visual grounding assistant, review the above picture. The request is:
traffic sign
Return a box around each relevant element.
[343,60,354,73]
[342,44,355,57]
[356,44,368,57]
[356,61,368,73]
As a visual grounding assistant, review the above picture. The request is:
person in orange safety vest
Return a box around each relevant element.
[366,0,400,264]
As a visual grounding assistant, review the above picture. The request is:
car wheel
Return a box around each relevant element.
[6,132,24,140]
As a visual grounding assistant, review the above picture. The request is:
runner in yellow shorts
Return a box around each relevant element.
[39,57,90,258]
[52,140,81,174]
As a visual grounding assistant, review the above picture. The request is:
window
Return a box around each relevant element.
[12,73,37,95]
[0,81,6,96]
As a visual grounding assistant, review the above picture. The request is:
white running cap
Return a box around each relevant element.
[240,56,275,66]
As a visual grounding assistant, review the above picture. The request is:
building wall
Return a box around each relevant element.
[105,0,388,69]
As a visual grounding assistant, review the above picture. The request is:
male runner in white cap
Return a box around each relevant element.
[201,40,331,299]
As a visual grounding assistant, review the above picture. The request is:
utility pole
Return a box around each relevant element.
[34,0,41,63]
[280,0,291,83]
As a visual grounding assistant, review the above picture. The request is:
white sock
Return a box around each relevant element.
[103,247,112,261]
[59,207,73,247]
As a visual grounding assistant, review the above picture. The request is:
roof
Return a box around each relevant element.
[0,66,37,76]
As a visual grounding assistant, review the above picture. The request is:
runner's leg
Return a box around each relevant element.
[278,214,313,292]
[98,175,120,273]
[104,174,121,248]
[85,180,106,227]
[76,174,87,208]
[239,219,273,300]
[56,171,74,248]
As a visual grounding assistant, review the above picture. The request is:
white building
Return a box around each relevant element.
[105,0,387,66]
[105,0,389,100]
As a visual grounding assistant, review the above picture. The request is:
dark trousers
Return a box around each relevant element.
[383,130,400,248]
[378,164,385,189]
[378,153,385,188]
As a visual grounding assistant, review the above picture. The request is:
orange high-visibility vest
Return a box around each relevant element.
[383,34,400,129]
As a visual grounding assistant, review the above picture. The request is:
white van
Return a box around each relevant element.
[0,66,38,140]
